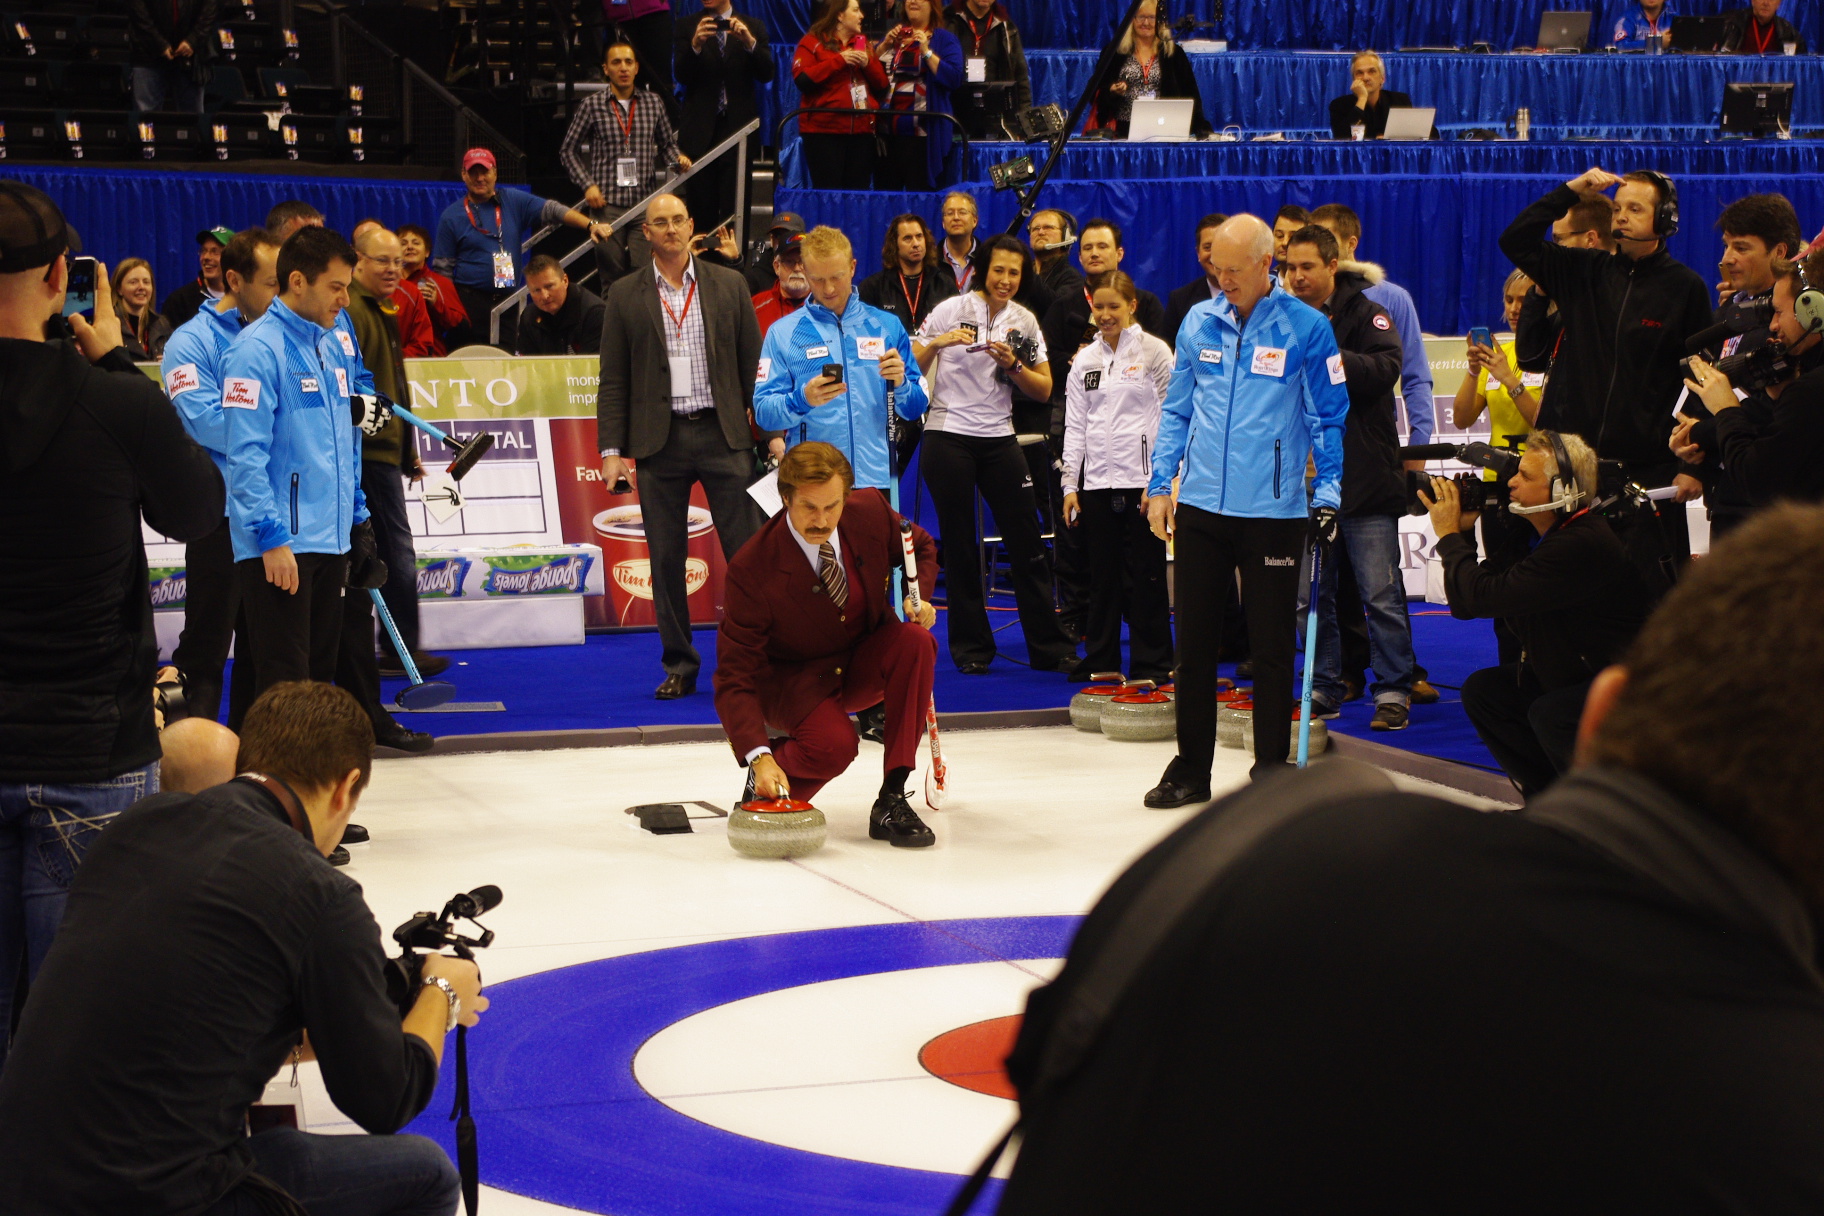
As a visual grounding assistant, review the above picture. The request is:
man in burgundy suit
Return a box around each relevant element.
[715,442,941,847]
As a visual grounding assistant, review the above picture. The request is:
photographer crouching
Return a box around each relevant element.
[0,682,486,1215]
[1420,431,1649,798]
[1672,247,1824,512]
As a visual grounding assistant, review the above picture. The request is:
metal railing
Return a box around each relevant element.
[319,9,529,179]
[488,118,761,344]
[772,106,972,182]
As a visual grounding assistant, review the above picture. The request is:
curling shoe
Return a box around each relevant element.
[340,823,369,845]
[328,845,351,867]
[869,791,935,847]
[856,703,887,745]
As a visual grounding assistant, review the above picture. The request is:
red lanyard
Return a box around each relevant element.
[463,198,504,247]
[964,12,993,54]
[899,270,925,320]
[660,276,698,335]
[613,95,635,139]
[1138,55,1155,89]
[1747,17,1776,52]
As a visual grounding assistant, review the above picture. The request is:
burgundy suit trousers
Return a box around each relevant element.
[774,621,937,801]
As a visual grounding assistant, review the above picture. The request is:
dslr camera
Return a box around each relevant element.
[383,885,501,1018]
[993,328,1043,384]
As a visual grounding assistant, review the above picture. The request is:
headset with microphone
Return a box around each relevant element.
[1611,169,1679,245]
[1792,254,1824,337]
[1031,209,1078,252]
[1509,431,1587,518]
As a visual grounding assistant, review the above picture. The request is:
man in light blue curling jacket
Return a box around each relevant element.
[1143,214,1349,806]
[221,226,371,725]
[753,225,928,493]
[161,227,280,725]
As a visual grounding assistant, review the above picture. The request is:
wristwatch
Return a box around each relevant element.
[423,975,460,1033]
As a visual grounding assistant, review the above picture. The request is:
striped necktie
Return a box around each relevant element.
[819,541,848,610]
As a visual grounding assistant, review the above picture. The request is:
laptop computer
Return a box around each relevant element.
[1128,98,1195,141]
[1670,15,1728,51]
[1537,10,1593,50]
[1382,106,1436,140]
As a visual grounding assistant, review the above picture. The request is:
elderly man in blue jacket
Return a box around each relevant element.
[1145,214,1349,805]
[753,224,929,493]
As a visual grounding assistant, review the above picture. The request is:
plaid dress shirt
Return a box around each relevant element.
[658,258,716,417]
[559,87,684,208]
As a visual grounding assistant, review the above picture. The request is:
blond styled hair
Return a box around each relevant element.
[799,225,853,264]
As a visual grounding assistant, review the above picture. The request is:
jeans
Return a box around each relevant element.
[1310,515,1415,708]
[131,63,204,114]
[199,1127,459,1216]
[0,761,158,1069]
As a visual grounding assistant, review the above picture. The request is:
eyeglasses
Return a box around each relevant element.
[646,216,693,231]
[362,255,404,269]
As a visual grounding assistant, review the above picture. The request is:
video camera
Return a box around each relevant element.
[382,885,500,1018]
[1400,441,1523,516]
[1679,338,1796,397]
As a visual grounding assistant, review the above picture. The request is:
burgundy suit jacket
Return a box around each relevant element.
[714,488,936,761]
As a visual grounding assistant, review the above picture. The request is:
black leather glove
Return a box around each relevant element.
[1309,505,1339,548]
[346,520,389,590]
[351,391,395,436]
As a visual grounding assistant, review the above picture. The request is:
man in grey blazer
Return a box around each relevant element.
[599,192,766,698]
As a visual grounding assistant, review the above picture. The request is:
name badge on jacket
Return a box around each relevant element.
[1199,347,1222,365]
[1250,346,1287,378]
[299,376,321,395]
[805,344,831,360]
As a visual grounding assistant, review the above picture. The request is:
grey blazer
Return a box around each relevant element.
[596,256,761,460]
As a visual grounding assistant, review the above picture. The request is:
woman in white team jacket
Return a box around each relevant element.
[1061,271,1176,682]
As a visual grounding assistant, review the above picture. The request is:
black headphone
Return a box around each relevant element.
[1633,169,1680,237]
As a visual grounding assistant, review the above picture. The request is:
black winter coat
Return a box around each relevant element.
[1721,9,1806,52]
[0,339,223,781]
[1322,269,1405,517]
[942,3,1031,109]
[1700,358,1824,510]
[1435,510,1648,690]
[672,9,776,156]
[1089,46,1213,135]
[1500,184,1715,468]
[516,283,606,356]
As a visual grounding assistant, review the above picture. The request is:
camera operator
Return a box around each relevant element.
[1674,193,1802,538]
[1674,249,1824,513]
[0,681,483,1214]
[1499,169,1714,592]
[1420,430,1649,798]
[0,181,225,1066]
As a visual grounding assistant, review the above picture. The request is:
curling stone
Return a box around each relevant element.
[727,797,827,858]
[1242,705,1329,761]
[1217,697,1254,749]
[1070,672,1129,732]
[1102,685,1176,741]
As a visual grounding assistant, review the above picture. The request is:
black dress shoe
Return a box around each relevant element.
[341,823,370,845]
[1144,778,1211,809]
[655,672,697,699]
[958,661,991,675]
[856,703,887,745]
[375,724,434,753]
[870,791,936,847]
[378,651,452,679]
[328,845,351,867]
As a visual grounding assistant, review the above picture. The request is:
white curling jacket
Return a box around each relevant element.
[1061,322,1174,493]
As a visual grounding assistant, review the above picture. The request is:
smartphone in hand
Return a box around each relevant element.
[1468,326,1494,350]
[63,255,97,319]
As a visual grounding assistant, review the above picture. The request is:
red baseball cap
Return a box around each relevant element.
[462,147,497,173]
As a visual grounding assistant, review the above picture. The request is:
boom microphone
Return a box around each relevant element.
[451,885,503,918]
[1400,444,1464,461]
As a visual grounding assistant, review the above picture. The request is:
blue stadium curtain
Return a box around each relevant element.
[739,1,1820,51]
[775,172,1824,335]
[3,166,466,323]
